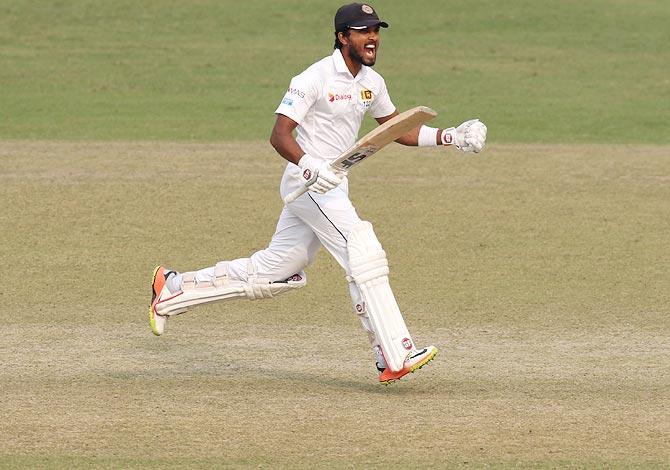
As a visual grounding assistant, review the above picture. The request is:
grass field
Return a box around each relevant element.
[1,0,669,142]
[2,142,668,467]
[1,0,669,468]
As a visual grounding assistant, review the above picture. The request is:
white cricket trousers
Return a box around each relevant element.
[189,167,379,349]
[213,167,361,281]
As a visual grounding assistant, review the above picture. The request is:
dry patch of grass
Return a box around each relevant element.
[1,141,668,467]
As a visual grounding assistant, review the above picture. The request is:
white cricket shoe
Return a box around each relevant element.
[378,345,438,385]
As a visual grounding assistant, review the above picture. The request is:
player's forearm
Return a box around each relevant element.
[270,128,305,165]
[395,125,441,146]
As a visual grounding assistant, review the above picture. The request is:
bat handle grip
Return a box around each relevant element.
[283,185,309,204]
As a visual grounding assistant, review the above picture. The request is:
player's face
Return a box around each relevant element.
[344,26,381,66]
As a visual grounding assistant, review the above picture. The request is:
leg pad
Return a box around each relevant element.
[348,221,414,372]
[155,261,306,316]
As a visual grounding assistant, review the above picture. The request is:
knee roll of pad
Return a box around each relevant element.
[245,271,307,300]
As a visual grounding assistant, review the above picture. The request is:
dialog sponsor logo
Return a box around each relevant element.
[328,92,352,103]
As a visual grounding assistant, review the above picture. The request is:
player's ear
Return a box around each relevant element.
[337,30,350,47]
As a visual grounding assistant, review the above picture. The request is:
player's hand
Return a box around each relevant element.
[442,119,488,153]
[298,154,346,194]
[462,119,487,153]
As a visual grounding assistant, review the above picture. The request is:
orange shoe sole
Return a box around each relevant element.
[149,265,165,336]
[379,347,438,385]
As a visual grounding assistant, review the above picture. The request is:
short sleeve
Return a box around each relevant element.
[274,72,319,125]
[368,79,396,119]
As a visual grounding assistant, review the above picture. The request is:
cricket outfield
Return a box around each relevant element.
[1,0,669,468]
[1,141,668,467]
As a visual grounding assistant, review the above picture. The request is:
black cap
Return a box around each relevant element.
[334,3,389,31]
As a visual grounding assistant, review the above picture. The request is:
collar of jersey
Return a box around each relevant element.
[332,49,367,81]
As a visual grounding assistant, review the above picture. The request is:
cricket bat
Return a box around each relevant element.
[283,105,437,204]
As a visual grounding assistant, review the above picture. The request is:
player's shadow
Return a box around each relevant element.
[253,366,425,395]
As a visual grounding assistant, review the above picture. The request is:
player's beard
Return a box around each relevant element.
[350,44,376,67]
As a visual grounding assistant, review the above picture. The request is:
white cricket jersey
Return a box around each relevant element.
[275,49,396,162]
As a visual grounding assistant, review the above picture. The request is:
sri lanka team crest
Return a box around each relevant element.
[360,89,373,109]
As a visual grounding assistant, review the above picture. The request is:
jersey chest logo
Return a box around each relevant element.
[359,88,374,109]
[327,91,353,103]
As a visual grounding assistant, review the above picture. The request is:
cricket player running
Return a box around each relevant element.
[149,3,487,384]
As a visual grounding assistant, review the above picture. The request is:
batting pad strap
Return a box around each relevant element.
[213,261,230,287]
[418,125,439,147]
[181,272,197,290]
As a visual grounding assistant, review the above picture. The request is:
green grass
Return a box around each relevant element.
[1,0,669,142]
[0,142,668,467]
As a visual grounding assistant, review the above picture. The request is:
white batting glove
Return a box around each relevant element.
[441,119,488,153]
[298,154,346,195]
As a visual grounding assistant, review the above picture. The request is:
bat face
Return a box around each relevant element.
[336,144,380,171]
